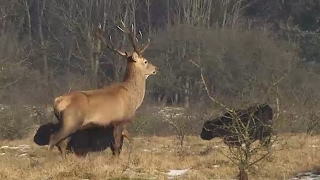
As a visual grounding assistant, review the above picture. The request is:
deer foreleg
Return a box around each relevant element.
[122,127,132,142]
[112,123,124,156]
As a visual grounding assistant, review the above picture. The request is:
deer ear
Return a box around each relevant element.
[131,52,139,62]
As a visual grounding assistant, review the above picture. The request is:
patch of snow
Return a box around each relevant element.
[17,145,30,148]
[213,165,220,168]
[309,145,319,148]
[148,177,157,180]
[167,168,190,178]
[289,172,320,180]
[142,149,151,152]
[18,153,27,157]
[0,153,5,155]
[0,146,9,149]
[0,145,30,150]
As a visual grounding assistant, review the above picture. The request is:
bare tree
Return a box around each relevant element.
[36,0,53,97]
[23,0,33,47]
[144,0,152,34]
[177,0,213,26]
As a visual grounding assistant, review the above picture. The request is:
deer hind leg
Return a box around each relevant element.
[54,108,62,122]
[47,113,81,158]
[56,137,71,159]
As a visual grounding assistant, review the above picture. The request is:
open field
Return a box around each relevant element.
[0,133,319,180]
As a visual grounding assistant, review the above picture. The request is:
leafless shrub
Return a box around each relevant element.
[164,111,188,156]
[189,38,288,179]
[0,104,41,139]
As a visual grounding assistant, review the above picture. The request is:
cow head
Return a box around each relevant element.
[33,122,60,146]
[200,118,229,140]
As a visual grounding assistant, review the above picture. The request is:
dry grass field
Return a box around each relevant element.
[0,133,319,180]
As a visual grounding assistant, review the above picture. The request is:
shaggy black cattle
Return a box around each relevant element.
[200,103,274,147]
[33,122,125,156]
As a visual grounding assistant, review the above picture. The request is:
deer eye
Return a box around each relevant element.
[144,60,148,64]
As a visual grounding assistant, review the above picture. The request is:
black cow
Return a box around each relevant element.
[33,122,125,157]
[200,103,274,148]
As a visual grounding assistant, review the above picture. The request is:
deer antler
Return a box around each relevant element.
[139,38,150,54]
[136,29,150,54]
[97,22,151,57]
[96,23,127,57]
[117,21,140,55]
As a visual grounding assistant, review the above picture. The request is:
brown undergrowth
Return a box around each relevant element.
[0,133,319,180]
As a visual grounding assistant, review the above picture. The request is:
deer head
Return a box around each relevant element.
[96,22,157,77]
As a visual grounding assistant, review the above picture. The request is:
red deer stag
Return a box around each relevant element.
[47,22,157,159]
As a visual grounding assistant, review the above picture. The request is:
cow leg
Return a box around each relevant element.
[56,137,71,159]
[112,123,124,156]
[259,126,273,150]
[224,135,242,147]
[260,135,272,150]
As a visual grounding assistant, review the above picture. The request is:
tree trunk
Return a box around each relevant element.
[166,0,170,27]
[114,1,130,82]
[237,168,249,180]
[24,0,33,48]
[184,77,190,108]
[174,93,179,105]
[87,28,98,89]
[145,0,151,34]
[130,0,137,36]
[38,0,52,99]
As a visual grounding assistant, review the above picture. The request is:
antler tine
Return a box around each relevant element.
[116,26,126,33]
[139,38,151,54]
[95,26,126,57]
[131,24,134,34]
[117,20,129,33]
[121,20,125,28]
[108,36,127,56]
[116,21,140,54]
[139,30,142,40]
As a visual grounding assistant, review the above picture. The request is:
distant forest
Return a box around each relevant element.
[0,0,319,113]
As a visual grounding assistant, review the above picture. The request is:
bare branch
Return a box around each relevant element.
[95,25,127,57]
[188,59,233,112]
[0,77,23,89]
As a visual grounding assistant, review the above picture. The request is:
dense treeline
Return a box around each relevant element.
[0,0,320,139]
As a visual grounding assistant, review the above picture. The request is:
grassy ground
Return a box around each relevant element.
[0,133,319,180]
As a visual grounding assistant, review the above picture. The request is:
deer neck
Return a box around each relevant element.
[122,63,146,110]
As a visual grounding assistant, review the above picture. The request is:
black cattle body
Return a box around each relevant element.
[200,103,274,147]
[33,122,124,156]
